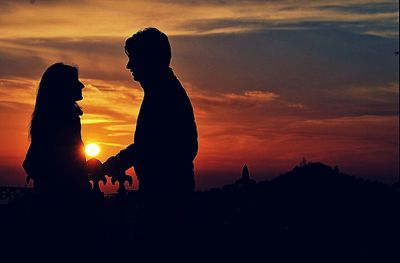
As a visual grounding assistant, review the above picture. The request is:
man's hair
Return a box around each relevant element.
[125,28,171,67]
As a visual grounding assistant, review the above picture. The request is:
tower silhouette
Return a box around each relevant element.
[235,164,256,186]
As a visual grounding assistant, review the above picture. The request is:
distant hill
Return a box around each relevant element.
[191,161,399,262]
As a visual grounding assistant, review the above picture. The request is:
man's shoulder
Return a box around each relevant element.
[159,76,187,99]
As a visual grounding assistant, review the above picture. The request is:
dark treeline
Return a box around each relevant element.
[1,162,399,262]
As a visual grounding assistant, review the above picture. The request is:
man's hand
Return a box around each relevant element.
[86,158,107,190]
[86,157,116,178]
[101,156,118,176]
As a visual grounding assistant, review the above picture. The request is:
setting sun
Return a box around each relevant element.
[85,143,100,157]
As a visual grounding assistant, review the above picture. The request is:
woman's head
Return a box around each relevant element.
[38,63,84,103]
[30,63,85,138]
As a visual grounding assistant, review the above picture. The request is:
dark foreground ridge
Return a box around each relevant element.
[1,161,399,262]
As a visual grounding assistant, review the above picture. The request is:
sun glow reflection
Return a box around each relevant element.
[85,143,100,157]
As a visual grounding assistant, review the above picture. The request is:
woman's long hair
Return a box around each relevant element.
[30,63,81,139]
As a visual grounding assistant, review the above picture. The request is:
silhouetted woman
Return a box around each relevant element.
[22,63,90,252]
[23,63,89,197]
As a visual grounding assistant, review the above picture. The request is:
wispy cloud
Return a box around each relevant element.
[0,78,37,106]
[81,113,124,124]
[224,90,279,103]
[190,90,280,106]
[0,0,398,38]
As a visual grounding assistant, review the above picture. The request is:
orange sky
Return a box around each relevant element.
[0,0,399,191]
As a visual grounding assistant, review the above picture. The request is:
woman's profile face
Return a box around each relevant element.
[68,72,85,101]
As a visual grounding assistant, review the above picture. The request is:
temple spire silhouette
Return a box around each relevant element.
[235,164,256,186]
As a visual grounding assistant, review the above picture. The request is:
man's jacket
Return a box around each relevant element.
[112,67,198,192]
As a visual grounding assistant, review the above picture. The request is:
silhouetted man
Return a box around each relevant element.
[101,28,198,250]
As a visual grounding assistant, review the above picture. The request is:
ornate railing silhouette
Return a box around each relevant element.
[0,162,255,204]
[0,186,32,202]
[0,158,134,205]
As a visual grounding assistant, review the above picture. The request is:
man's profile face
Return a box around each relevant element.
[126,52,154,82]
[126,55,141,81]
[126,46,168,83]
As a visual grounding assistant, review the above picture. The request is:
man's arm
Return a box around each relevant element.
[101,143,137,175]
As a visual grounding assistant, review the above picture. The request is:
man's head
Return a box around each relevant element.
[125,28,171,82]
